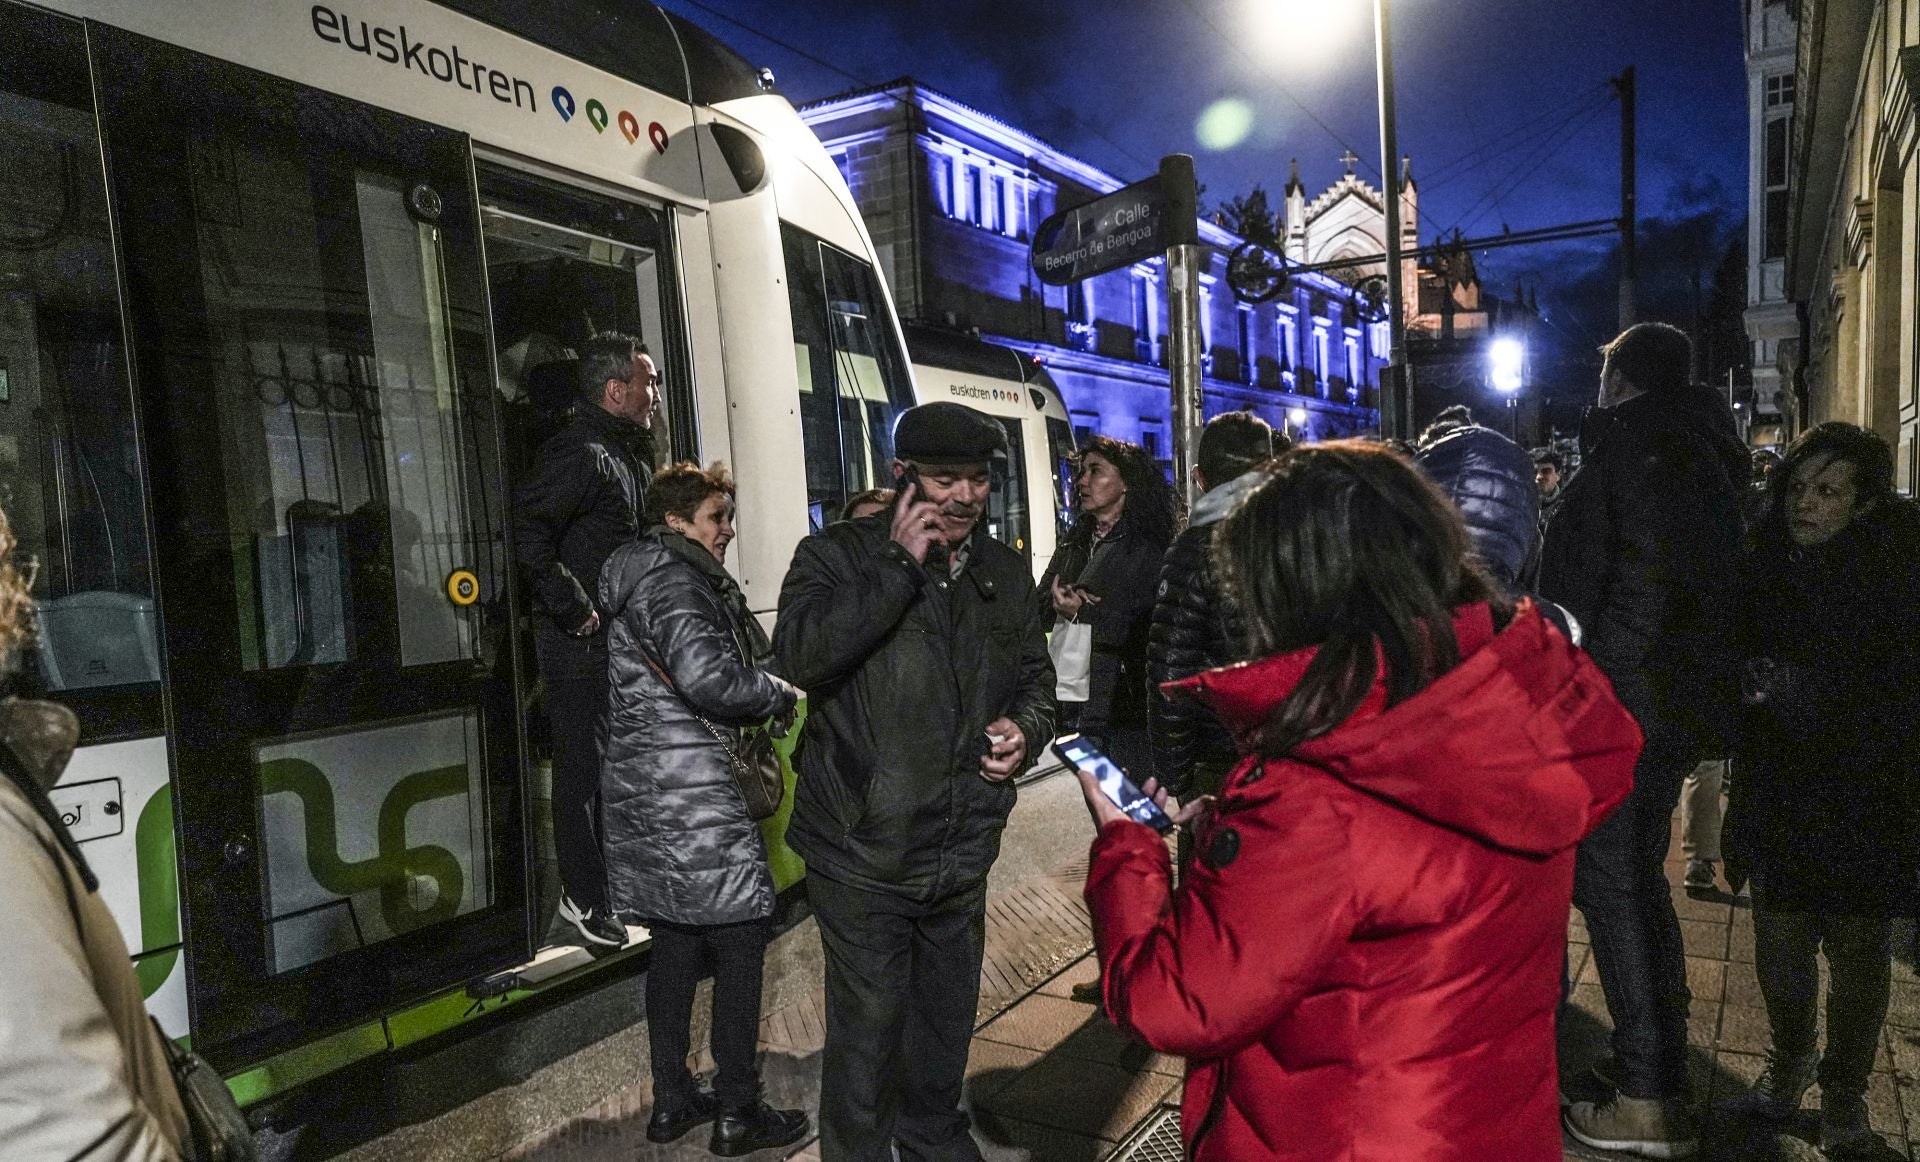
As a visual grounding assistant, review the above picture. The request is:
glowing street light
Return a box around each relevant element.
[1490,338,1525,393]
[1287,405,1310,441]
[1255,0,1407,439]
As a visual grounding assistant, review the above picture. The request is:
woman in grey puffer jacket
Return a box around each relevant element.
[599,463,808,1156]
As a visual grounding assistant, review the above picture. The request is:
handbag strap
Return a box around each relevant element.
[637,648,743,761]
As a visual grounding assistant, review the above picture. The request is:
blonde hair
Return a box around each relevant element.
[0,508,34,674]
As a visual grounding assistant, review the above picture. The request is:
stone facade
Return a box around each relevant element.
[1746,0,1797,445]
[1785,0,1920,488]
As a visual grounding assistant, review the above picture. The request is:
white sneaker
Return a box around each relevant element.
[558,893,626,947]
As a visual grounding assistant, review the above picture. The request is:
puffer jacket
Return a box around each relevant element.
[0,698,189,1161]
[1416,424,1541,592]
[1539,385,1747,737]
[1087,603,1639,1161]
[599,532,798,926]
[513,406,653,677]
[1145,471,1260,796]
[775,516,1054,900]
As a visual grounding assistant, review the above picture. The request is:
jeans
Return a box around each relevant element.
[542,667,610,913]
[1680,760,1725,863]
[1572,721,1701,1099]
[645,918,772,1108]
[808,873,988,1162]
[1751,907,1893,1098]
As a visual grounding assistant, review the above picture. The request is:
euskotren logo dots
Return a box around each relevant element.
[310,5,669,154]
[548,86,670,152]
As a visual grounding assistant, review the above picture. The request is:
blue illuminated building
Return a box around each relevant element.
[800,79,1382,450]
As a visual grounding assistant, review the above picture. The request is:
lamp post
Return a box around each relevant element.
[1288,405,1310,442]
[1490,336,1524,442]
[1373,0,1408,442]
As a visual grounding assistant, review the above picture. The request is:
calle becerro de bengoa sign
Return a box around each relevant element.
[1029,154,1199,287]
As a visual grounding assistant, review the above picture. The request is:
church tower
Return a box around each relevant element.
[1284,157,1307,264]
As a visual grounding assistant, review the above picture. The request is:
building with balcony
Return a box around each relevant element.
[799,79,1383,453]
[1745,0,1797,447]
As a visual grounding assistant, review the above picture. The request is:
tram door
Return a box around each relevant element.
[94,26,530,1068]
[474,163,689,933]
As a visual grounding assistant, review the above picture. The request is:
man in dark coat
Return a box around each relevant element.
[510,332,657,949]
[1146,411,1283,798]
[775,402,1055,1162]
[1547,323,1748,1156]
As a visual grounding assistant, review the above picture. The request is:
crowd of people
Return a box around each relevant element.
[4,321,1917,1161]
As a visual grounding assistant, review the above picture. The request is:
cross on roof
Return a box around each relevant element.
[1339,149,1360,174]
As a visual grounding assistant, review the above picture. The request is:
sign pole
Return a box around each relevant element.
[1162,155,1204,510]
[1374,0,1408,441]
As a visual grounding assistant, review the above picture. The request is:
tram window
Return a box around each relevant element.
[984,417,1031,563]
[783,224,914,520]
[0,7,156,694]
[103,92,498,675]
[476,166,687,484]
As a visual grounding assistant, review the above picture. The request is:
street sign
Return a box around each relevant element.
[1029,155,1197,286]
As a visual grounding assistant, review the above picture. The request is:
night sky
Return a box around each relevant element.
[660,0,1749,403]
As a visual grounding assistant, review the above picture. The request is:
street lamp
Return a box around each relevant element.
[1288,405,1310,442]
[1261,0,1406,440]
[1489,337,1524,441]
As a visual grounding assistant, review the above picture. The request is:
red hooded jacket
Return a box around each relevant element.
[1085,603,1639,1160]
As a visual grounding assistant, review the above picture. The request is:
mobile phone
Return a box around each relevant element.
[1053,733,1174,832]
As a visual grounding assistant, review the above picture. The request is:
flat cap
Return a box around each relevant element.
[892,402,1007,466]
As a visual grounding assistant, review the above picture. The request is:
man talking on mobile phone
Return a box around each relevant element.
[775,402,1055,1161]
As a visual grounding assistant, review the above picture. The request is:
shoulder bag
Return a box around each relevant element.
[639,651,787,821]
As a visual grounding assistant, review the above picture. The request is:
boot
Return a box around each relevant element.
[1563,1093,1699,1159]
[646,1087,719,1144]
[709,1100,809,1157]
[1717,1048,1818,1121]
[1819,1091,1879,1157]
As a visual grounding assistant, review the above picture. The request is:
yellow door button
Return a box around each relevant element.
[446,569,480,607]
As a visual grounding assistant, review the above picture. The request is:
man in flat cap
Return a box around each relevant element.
[775,402,1055,1161]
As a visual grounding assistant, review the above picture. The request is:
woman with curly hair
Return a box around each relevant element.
[1039,436,1182,774]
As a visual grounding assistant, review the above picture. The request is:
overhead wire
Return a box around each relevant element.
[1420,83,1614,191]
[1453,97,1616,237]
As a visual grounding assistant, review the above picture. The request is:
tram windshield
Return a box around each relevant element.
[783,224,915,529]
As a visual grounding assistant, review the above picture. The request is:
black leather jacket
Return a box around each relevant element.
[511,406,652,674]
[1539,385,1747,735]
[774,516,1054,900]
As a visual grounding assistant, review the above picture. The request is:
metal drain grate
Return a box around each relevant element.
[1104,1104,1183,1162]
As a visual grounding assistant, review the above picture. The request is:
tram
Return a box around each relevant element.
[903,325,1076,580]
[3,0,916,1097]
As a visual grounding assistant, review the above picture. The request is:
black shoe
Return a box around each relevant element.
[557,893,626,947]
[647,1089,719,1144]
[709,1101,809,1157]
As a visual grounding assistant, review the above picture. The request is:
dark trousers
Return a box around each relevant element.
[543,667,610,913]
[1752,907,1893,1098]
[1572,720,1701,1099]
[808,873,988,1162]
[646,917,772,1108]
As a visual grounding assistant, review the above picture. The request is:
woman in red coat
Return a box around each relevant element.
[1079,442,1641,1160]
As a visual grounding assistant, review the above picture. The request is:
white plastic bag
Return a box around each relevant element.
[1050,618,1092,703]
